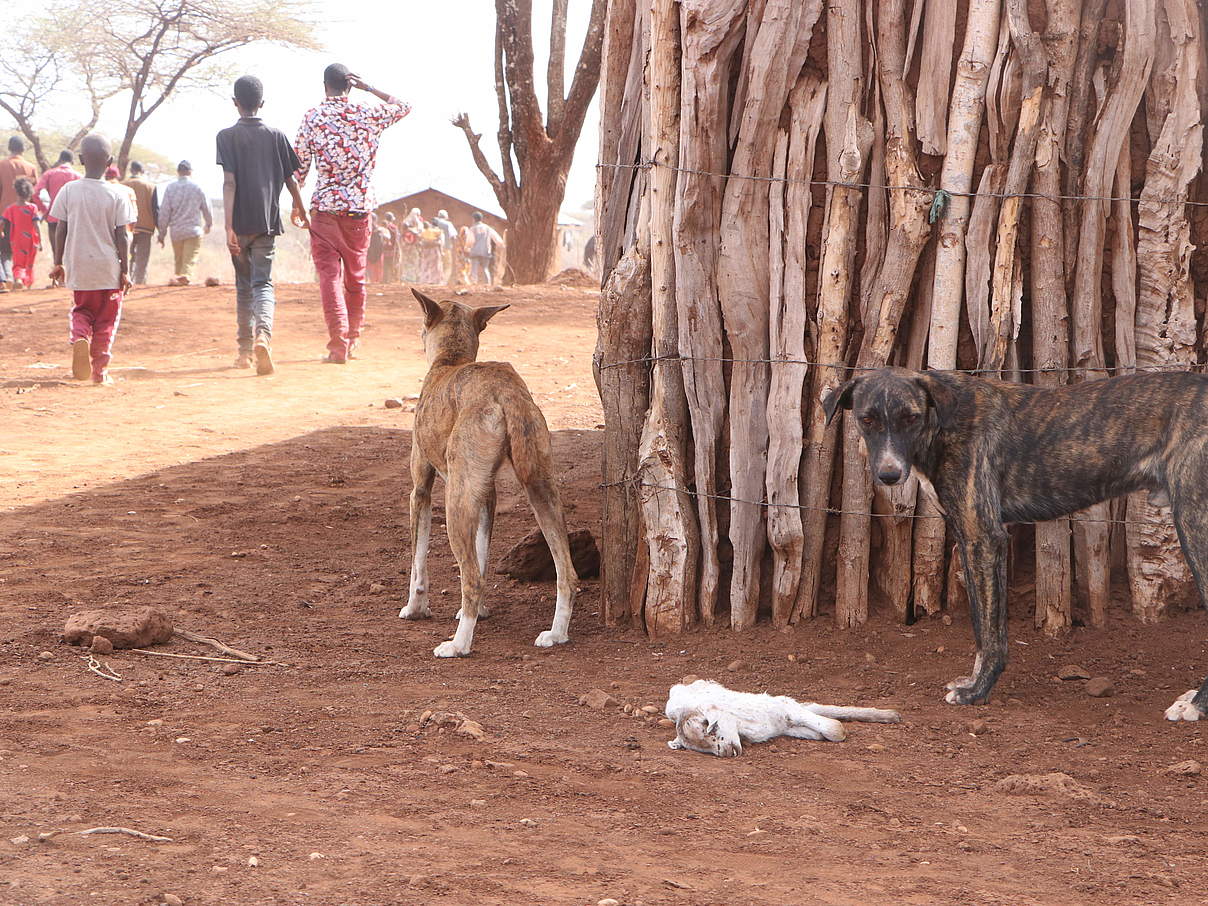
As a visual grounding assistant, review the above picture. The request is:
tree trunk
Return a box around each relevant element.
[795,0,871,623]
[913,0,1001,617]
[504,155,567,284]
[1127,0,1201,623]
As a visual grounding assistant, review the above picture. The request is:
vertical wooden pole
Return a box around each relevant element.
[636,0,699,635]
[913,0,1001,617]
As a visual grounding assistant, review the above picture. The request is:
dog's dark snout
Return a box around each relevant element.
[877,467,903,485]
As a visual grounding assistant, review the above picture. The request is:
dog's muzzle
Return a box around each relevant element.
[874,451,910,486]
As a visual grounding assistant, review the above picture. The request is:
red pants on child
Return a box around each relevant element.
[70,289,123,379]
[309,211,370,361]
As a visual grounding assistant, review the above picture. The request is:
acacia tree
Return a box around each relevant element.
[455,0,606,284]
[1,0,315,173]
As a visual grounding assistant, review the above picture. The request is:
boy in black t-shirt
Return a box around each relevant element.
[216,75,309,375]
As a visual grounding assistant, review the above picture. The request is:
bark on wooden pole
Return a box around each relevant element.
[636,0,699,635]
[1127,0,1202,623]
[795,0,871,623]
[913,0,1001,617]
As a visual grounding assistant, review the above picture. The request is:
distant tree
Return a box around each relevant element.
[454,0,605,284]
[0,0,317,173]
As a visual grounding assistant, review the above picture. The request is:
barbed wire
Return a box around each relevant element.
[600,477,1170,529]
[596,352,1205,376]
[596,159,1208,208]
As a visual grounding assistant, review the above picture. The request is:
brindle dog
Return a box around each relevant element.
[824,367,1208,721]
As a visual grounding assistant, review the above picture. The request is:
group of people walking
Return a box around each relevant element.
[3,62,511,386]
[368,205,504,287]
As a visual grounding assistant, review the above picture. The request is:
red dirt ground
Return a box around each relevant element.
[1,282,1207,906]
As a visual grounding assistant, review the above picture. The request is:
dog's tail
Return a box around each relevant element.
[503,402,553,488]
[806,704,902,724]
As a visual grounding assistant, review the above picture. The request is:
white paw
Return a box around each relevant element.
[1165,691,1202,722]
[534,630,570,648]
[433,640,470,658]
[399,601,431,620]
[944,689,961,705]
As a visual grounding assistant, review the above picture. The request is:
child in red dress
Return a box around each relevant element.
[0,177,40,289]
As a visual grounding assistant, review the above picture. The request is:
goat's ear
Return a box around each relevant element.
[705,719,719,735]
[472,303,510,333]
[915,372,958,429]
[822,377,859,425]
[412,288,444,328]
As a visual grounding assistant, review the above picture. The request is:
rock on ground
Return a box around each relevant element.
[1058,664,1091,681]
[62,606,173,649]
[1164,759,1202,777]
[1085,677,1115,698]
[995,772,1114,806]
[580,689,617,710]
[89,635,114,655]
[497,528,600,581]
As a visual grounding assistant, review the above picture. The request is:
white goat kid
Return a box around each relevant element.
[665,680,901,758]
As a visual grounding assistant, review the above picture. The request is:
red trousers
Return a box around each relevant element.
[309,211,370,359]
[70,289,123,378]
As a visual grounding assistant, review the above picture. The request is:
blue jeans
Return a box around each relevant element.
[232,233,276,352]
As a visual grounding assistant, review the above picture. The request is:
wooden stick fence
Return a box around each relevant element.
[594,0,1208,637]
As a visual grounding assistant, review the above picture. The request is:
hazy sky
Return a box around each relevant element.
[6,1,600,216]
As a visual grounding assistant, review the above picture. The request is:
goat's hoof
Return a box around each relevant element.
[1165,691,1203,722]
[943,683,987,706]
[433,641,470,658]
[534,631,570,648]
[399,603,431,620]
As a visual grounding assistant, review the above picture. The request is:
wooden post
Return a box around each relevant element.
[913,0,1001,617]
[1127,0,1201,622]
[1029,0,1079,636]
[635,0,699,635]
[673,0,748,625]
[1069,0,1155,628]
[795,0,871,623]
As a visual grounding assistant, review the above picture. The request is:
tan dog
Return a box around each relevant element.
[400,289,577,657]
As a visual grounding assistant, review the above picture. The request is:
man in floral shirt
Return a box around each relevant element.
[294,63,409,363]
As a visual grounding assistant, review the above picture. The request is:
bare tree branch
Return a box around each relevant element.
[495,12,518,196]
[453,113,509,208]
[556,0,606,158]
[496,0,548,162]
[547,0,569,132]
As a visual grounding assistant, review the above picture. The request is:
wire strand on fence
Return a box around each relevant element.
[596,159,1208,208]
[600,477,1171,529]
[596,352,1205,376]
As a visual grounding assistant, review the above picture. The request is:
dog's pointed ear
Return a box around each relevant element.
[822,378,859,425]
[472,303,510,333]
[915,372,958,428]
[412,288,444,328]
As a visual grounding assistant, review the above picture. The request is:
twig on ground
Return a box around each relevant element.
[174,628,261,662]
[76,826,174,843]
[127,649,289,667]
[82,655,122,682]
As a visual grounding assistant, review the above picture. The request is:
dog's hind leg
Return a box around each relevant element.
[434,478,487,658]
[400,449,436,621]
[1164,460,1208,720]
[525,476,577,647]
[457,487,496,620]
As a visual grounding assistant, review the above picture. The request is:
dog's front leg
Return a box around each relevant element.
[945,525,1009,705]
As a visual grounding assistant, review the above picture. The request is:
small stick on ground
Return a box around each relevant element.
[76,826,174,843]
[174,628,261,662]
[127,649,289,667]
[83,655,122,682]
